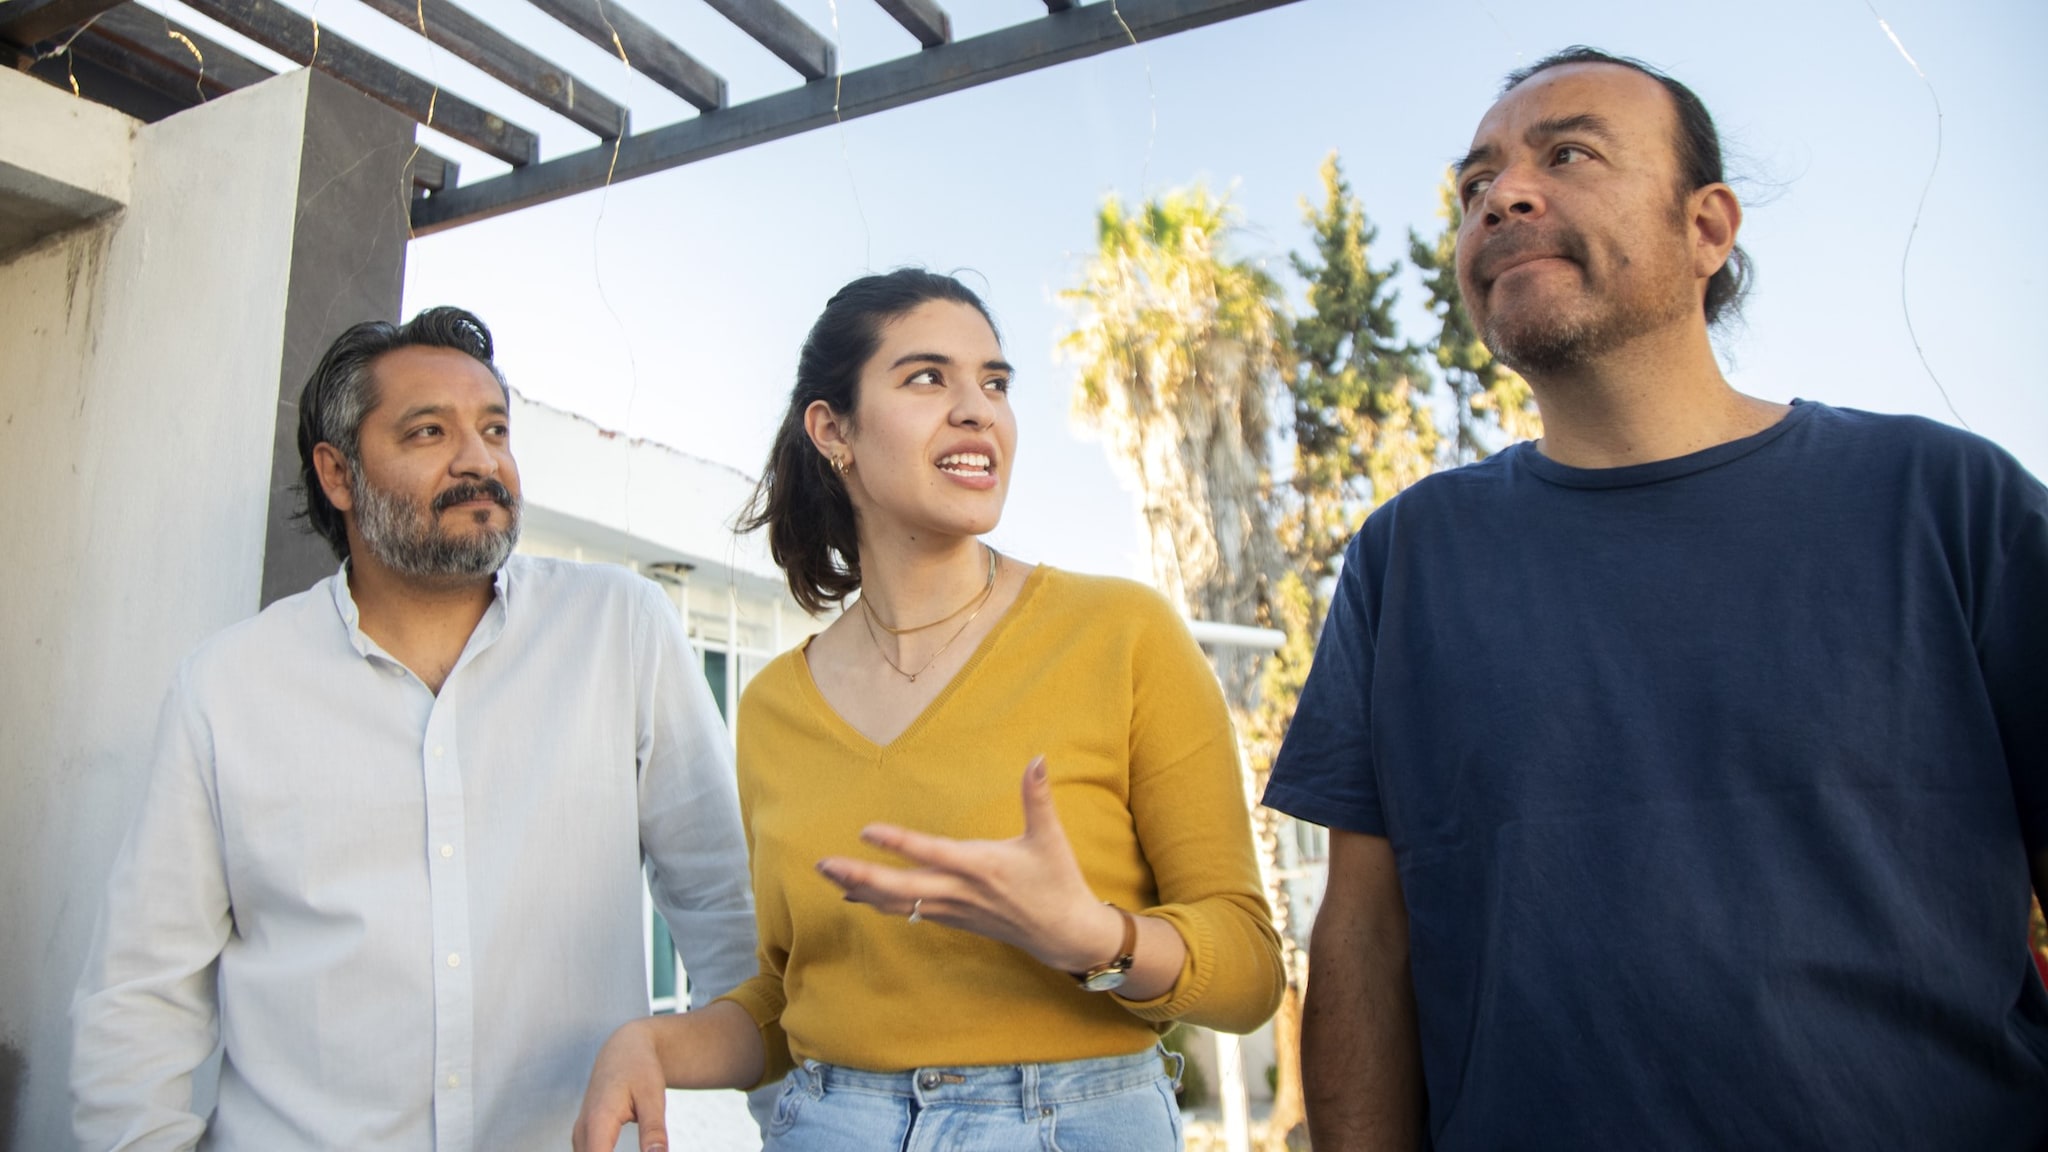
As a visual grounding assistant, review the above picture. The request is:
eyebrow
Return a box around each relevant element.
[889,351,1016,375]
[1454,112,1619,176]
[393,402,510,424]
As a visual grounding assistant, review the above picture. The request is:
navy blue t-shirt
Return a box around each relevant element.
[1265,402,2048,1149]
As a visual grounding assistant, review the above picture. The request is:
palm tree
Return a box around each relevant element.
[1064,189,1286,705]
[1064,187,1302,1150]
[1068,161,1546,1152]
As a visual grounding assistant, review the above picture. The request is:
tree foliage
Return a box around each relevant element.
[1063,157,1543,1152]
[1281,153,1437,582]
[1409,172,1543,465]
[1065,187,1301,1151]
[1064,188,1287,705]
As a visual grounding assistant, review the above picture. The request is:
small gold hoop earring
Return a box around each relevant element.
[831,455,851,476]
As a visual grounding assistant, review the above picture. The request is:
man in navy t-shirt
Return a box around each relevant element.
[1264,47,2048,1150]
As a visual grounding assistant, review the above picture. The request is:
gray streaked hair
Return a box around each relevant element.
[293,306,507,560]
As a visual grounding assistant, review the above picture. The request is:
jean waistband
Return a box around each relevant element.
[791,1046,1181,1109]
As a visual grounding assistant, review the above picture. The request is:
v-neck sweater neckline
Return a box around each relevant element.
[792,563,1052,756]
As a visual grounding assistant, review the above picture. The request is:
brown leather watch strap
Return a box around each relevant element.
[1074,904,1138,984]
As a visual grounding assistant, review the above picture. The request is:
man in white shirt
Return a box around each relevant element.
[71,307,757,1151]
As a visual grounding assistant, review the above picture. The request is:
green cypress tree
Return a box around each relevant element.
[1409,172,1542,464]
[1282,153,1438,580]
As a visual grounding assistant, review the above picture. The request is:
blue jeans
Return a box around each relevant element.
[763,1047,1186,1151]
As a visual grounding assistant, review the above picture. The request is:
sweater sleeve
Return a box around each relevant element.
[1111,591,1285,1034]
[713,669,799,1090]
[714,972,795,1089]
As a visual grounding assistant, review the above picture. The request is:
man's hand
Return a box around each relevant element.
[1304,828,1424,1149]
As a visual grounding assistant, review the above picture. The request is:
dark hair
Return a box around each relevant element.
[295,306,508,561]
[1503,46,1751,328]
[738,269,999,615]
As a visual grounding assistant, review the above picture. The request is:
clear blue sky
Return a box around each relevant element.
[327,0,2042,587]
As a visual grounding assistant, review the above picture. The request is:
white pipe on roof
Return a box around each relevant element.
[1184,619,1286,652]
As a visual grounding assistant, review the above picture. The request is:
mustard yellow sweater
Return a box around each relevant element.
[718,567,1284,1081]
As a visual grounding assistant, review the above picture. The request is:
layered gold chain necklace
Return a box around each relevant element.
[859,544,1000,683]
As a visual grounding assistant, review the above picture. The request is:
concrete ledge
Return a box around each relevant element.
[0,66,135,257]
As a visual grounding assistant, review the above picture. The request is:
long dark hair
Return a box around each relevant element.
[294,306,506,560]
[1503,46,1752,328]
[738,269,998,614]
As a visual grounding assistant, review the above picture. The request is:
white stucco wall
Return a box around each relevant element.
[0,67,132,257]
[509,392,823,705]
[0,67,313,1148]
[509,392,786,587]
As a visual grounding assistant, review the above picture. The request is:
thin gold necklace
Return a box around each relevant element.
[862,544,998,634]
[860,546,1000,683]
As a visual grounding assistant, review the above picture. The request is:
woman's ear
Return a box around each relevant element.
[804,400,854,475]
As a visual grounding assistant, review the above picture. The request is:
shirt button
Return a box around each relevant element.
[439,844,454,858]
[447,953,461,968]
[433,746,444,757]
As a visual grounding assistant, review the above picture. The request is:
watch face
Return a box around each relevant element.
[1081,968,1129,992]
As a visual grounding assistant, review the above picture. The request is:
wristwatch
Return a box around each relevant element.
[1073,905,1139,992]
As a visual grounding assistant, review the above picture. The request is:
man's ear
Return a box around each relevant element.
[312,443,355,513]
[803,400,853,471]
[1691,182,1742,280]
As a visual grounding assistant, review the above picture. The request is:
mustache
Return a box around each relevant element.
[432,478,516,513]
[1472,227,1589,284]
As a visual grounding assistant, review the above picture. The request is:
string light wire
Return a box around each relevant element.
[827,0,873,269]
[32,12,106,98]
[1105,0,1157,195]
[392,0,443,243]
[1862,3,1965,429]
[588,0,644,535]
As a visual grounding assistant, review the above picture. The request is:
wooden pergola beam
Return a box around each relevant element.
[354,0,627,139]
[873,0,950,49]
[86,3,274,97]
[63,31,233,103]
[180,0,539,166]
[698,0,834,82]
[405,147,461,196]
[413,0,1305,234]
[523,0,726,112]
[0,0,125,46]
[20,3,457,194]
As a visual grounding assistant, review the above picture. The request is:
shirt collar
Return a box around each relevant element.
[328,557,516,662]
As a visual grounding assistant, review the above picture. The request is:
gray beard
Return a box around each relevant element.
[351,475,519,581]
[1484,309,1607,376]
[1483,282,1698,377]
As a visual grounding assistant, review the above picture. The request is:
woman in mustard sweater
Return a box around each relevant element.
[575,270,1283,1151]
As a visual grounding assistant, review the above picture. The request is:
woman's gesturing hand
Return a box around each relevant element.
[815,756,1128,975]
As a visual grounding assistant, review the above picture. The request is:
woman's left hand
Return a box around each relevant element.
[815,756,1126,974]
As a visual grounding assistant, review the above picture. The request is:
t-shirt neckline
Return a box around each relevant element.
[1516,399,1818,490]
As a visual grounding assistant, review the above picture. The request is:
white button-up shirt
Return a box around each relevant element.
[72,556,756,1151]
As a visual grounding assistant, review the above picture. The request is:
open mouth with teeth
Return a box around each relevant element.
[936,452,993,478]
